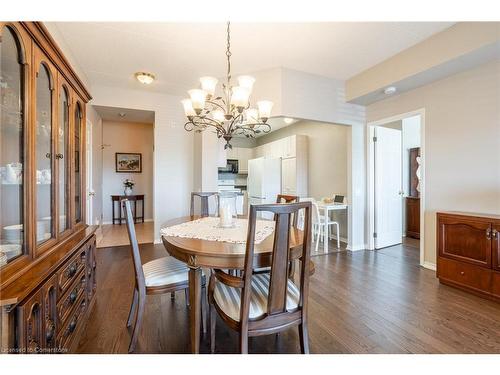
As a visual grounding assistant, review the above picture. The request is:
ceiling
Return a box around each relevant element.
[93,105,155,123]
[50,22,454,96]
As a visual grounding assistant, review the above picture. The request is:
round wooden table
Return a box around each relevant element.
[161,215,305,354]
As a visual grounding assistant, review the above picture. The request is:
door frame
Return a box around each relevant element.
[86,118,93,225]
[366,108,426,268]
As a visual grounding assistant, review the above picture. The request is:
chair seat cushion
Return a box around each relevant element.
[143,256,190,287]
[213,273,300,321]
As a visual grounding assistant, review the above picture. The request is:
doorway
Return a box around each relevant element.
[91,105,155,248]
[367,109,425,266]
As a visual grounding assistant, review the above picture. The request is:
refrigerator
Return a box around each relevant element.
[247,157,282,219]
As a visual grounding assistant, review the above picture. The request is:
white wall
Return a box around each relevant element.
[86,105,103,225]
[102,121,154,223]
[90,85,194,243]
[367,60,500,266]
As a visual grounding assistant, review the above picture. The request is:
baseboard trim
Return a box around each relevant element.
[102,218,154,225]
[347,244,366,251]
[422,261,436,271]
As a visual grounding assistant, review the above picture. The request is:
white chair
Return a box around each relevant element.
[299,198,322,252]
[301,197,341,251]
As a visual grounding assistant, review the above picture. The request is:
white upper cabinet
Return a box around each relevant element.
[283,135,296,159]
[281,157,297,195]
[237,148,253,173]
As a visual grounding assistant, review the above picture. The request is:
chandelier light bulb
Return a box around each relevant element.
[237,75,256,92]
[181,99,196,117]
[200,76,218,98]
[257,100,273,122]
[230,86,250,111]
[188,89,207,113]
[213,109,225,122]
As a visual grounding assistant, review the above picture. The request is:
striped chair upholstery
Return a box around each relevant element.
[213,273,300,321]
[143,256,191,287]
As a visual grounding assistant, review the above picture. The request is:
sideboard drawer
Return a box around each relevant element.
[57,270,86,327]
[56,293,87,350]
[438,256,492,294]
[58,245,87,296]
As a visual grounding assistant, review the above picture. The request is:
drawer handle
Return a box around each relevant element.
[460,271,465,276]
[486,228,491,240]
[68,264,77,278]
[493,229,498,239]
[69,290,77,304]
[68,320,77,333]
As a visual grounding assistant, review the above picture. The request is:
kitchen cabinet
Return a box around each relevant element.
[283,135,296,158]
[225,147,253,174]
[237,148,253,174]
[281,158,297,195]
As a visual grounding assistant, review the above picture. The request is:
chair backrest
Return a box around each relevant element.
[190,192,219,217]
[299,197,321,226]
[241,202,312,325]
[275,194,300,226]
[276,194,299,204]
[122,199,146,290]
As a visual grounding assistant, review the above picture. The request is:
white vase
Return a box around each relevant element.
[124,187,133,196]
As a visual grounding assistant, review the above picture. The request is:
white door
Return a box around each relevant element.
[374,126,403,249]
[86,119,94,225]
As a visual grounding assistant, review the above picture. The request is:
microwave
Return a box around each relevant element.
[218,159,238,174]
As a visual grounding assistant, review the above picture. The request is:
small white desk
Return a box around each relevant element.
[315,202,348,253]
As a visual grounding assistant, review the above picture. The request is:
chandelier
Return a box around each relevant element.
[181,22,273,149]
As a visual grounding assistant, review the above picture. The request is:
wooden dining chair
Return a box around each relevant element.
[276,194,299,225]
[276,194,299,204]
[122,199,207,353]
[208,201,312,354]
[190,192,219,217]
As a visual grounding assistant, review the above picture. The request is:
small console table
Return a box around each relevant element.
[111,194,145,224]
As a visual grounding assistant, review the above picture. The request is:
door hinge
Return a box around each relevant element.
[373,136,377,142]
[373,232,378,238]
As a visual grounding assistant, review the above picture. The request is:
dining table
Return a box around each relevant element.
[161,215,305,354]
[315,201,348,253]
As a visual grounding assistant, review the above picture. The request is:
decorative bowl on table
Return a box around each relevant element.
[322,197,334,204]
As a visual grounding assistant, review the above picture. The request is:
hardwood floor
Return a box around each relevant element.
[96,222,154,248]
[76,241,500,354]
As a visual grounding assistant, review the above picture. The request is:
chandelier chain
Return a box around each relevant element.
[226,21,231,85]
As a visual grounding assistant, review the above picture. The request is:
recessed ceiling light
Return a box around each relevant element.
[118,112,126,118]
[284,117,295,124]
[384,86,397,95]
[135,72,155,85]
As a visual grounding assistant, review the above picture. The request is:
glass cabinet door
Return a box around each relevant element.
[35,62,54,245]
[58,86,69,233]
[0,26,25,266]
[74,103,82,224]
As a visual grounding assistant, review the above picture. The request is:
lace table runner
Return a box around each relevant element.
[160,217,275,244]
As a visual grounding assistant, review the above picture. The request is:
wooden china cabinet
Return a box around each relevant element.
[0,22,96,353]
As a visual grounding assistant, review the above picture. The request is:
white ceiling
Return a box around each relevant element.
[50,22,454,96]
[93,105,155,123]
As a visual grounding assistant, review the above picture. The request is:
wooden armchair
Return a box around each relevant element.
[122,199,207,353]
[208,201,313,354]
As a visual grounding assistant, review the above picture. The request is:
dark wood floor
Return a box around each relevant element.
[76,241,500,354]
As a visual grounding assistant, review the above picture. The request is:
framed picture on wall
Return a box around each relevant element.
[115,153,142,173]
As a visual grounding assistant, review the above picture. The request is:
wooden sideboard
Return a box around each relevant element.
[437,212,500,301]
[0,22,96,353]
